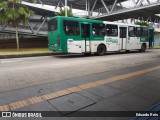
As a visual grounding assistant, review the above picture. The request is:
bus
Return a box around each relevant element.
[48,16,153,55]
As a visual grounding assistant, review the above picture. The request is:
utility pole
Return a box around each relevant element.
[65,0,67,17]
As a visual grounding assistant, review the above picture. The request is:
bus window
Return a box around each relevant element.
[92,23,105,36]
[81,24,90,38]
[136,27,141,37]
[141,28,148,36]
[63,20,80,36]
[106,24,118,37]
[120,27,127,38]
[129,26,135,37]
[48,19,57,31]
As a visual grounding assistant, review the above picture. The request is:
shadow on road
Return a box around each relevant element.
[52,50,151,59]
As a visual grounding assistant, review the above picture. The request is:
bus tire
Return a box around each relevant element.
[96,44,106,56]
[139,44,146,52]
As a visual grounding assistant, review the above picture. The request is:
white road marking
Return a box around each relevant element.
[0,60,23,64]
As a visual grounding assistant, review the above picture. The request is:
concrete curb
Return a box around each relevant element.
[0,53,61,59]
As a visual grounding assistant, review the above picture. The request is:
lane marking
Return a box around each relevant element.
[1,60,23,64]
[0,66,160,111]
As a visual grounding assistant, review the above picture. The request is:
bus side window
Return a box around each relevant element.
[136,27,141,37]
[92,23,105,36]
[106,24,118,37]
[63,20,80,36]
[129,26,135,37]
[141,28,148,36]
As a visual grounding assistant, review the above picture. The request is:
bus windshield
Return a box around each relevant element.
[48,18,57,31]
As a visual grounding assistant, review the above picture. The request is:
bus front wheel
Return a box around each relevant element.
[139,44,146,52]
[96,45,106,56]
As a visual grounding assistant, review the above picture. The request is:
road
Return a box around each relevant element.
[0,49,159,92]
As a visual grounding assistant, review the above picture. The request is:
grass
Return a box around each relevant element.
[0,48,53,55]
[153,46,160,49]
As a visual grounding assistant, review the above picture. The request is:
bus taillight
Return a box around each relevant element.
[57,35,60,47]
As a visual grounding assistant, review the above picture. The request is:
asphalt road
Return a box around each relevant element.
[0,49,159,92]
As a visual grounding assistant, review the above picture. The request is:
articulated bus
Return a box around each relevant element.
[48,16,153,55]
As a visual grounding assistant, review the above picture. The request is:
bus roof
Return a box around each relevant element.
[50,16,103,23]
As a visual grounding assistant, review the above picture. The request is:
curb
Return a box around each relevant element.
[0,53,61,59]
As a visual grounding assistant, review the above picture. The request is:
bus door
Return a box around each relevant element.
[81,23,91,53]
[120,27,127,50]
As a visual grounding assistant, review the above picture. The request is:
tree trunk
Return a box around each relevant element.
[16,27,19,51]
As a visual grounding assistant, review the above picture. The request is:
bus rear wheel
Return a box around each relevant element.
[139,44,146,52]
[96,45,106,56]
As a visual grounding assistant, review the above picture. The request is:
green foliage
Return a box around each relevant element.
[135,21,149,26]
[24,0,35,3]
[0,0,34,27]
[153,46,160,49]
[55,7,73,17]
[0,48,52,55]
[0,0,34,50]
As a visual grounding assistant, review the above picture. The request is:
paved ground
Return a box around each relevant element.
[0,49,160,119]
[0,49,159,92]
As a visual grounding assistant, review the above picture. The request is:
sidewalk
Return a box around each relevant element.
[0,60,160,119]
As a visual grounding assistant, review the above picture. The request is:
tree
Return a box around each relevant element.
[55,7,73,17]
[0,0,34,50]
[135,21,149,26]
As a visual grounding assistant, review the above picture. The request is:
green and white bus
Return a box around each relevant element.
[48,16,153,55]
